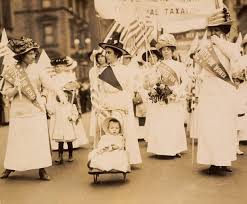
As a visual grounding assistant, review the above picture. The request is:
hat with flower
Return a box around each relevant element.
[207,6,232,28]
[8,36,40,59]
[156,33,176,50]
[50,56,77,70]
[99,31,129,56]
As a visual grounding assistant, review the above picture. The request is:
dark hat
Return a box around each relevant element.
[8,36,40,59]
[142,47,162,62]
[50,56,77,70]
[99,31,129,56]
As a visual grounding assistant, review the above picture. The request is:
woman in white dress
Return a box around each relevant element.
[97,31,142,165]
[141,48,163,142]
[0,37,66,180]
[146,34,188,157]
[195,8,242,174]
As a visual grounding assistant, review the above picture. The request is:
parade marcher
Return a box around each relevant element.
[98,31,142,165]
[194,7,243,174]
[145,34,188,157]
[141,47,163,142]
[46,57,88,150]
[50,90,79,164]
[0,37,66,180]
[89,50,106,140]
[235,34,247,148]
[123,53,147,140]
[234,75,246,155]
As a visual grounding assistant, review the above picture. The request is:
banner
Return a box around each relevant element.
[194,43,236,87]
[158,62,179,86]
[2,66,44,111]
[95,0,220,33]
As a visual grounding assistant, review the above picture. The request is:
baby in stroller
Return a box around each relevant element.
[88,112,130,173]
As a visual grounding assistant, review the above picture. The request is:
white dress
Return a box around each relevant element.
[98,62,142,164]
[196,41,238,166]
[236,82,247,141]
[3,63,56,171]
[88,134,130,172]
[51,103,78,142]
[146,60,188,156]
[46,71,88,149]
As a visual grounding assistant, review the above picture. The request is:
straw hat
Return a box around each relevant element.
[208,7,232,27]
[156,33,176,50]
[8,36,40,59]
[99,31,129,56]
[102,111,124,134]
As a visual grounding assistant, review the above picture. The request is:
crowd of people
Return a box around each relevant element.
[0,5,247,182]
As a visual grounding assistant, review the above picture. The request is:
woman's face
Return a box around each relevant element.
[23,49,36,65]
[105,47,118,64]
[97,54,106,66]
[161,47,173,60]
[210,27,224,37]
[148,54,158,65]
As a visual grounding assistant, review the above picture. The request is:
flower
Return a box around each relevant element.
[148,81,173,104]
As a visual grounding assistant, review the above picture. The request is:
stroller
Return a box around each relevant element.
[88,109,131,183]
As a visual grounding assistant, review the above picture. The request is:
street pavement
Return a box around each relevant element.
[1,112,247,204]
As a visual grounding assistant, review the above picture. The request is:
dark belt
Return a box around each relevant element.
[238,113,245,117]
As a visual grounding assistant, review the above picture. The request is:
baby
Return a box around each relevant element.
[88,117,130,172]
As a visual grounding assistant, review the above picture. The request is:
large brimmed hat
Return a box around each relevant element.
[156,33,176,50]
[51,56,77,70]
[142,47,162,62]
[102,111,124,134]
[208,7,232,27]
[99,31,129,56]
[8,36,40,59]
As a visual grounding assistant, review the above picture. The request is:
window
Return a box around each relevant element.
[43,24,55,45]
[68,0,73,9]
[42,0,52,8]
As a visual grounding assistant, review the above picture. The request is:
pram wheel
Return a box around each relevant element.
[123,173,127,182]
[93,174,99,183]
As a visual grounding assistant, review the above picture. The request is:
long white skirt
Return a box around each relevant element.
[4,113,52,171]
[196,77,237,166]
[147,102,187,156]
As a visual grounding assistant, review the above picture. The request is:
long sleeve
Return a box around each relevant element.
[173,62,189,98]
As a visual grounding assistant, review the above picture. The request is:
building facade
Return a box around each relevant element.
[0,0,93,81]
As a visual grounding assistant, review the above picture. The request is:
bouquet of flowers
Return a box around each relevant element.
[148,81,173,104]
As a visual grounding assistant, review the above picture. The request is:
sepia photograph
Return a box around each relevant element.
[0,0,247,203]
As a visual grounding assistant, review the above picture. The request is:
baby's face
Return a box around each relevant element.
[108,121,120,135]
